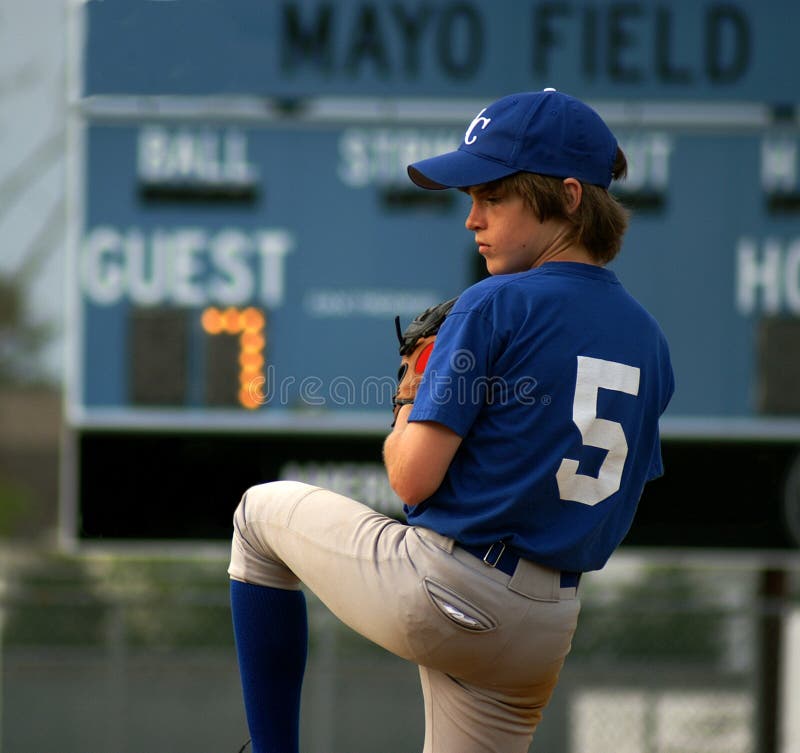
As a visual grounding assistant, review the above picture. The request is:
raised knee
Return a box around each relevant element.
[228,481,309,588]
[233,480,318,531]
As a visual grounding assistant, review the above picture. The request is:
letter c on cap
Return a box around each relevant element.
[464,108,491,145]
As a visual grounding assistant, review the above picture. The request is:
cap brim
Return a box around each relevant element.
[407,149,518,190]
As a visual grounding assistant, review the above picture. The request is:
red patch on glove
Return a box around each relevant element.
[416,342,434,373]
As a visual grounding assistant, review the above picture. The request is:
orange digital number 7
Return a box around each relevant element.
[201,306,266,410]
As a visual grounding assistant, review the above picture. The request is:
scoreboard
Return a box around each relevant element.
[74,121,466,420]
[63,0,800,547]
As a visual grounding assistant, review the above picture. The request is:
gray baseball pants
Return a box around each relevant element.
[229,480,580,753]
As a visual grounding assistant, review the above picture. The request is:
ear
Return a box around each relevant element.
[563,178,583,214]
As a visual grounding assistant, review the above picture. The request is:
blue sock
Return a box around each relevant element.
[230,580,308,753]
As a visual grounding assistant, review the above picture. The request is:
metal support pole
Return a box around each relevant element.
[757,568,787,753]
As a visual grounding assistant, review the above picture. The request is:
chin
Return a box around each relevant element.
[488,262,524,276]
[483,258,502,274]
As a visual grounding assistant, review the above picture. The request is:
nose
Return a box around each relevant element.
[465,200,484,231]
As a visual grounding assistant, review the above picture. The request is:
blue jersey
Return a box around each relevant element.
[406,262,674,573]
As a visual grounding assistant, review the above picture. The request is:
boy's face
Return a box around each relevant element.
[464,183,568,275]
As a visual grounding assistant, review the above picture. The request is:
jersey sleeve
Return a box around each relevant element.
[408,303,495,437]
[646,333,676,481]
[646,443,665,481]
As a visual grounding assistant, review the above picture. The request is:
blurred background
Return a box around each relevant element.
[2,1,800,751]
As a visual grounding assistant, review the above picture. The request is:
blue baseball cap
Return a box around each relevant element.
[408,89,618,190]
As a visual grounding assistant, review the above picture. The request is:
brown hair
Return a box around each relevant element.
[476,148,630,264]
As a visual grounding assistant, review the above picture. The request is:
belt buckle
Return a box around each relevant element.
[483,541,506,569]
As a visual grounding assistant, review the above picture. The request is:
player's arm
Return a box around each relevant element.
[383,404,462,507]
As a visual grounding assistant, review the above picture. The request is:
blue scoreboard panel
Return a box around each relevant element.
[75,121,467,421]
[73,121,800,424]
[65,0,800,547]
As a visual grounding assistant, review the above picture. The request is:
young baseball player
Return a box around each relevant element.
[228,88,674,753]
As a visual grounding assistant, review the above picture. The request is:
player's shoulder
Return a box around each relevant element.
[453,262,619,313]
[455,274,515,308]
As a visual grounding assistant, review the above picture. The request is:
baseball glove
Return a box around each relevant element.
[392,297,457,422]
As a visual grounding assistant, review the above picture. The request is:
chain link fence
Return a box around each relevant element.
[0,548,797,753]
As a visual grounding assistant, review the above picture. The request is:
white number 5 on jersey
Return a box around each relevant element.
[556,356,640,506]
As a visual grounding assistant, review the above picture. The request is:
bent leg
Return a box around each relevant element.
[229,480,428,661]
[229,480,580,753]
[229,480,429,752]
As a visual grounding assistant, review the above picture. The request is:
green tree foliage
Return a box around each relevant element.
[571,567,730,665]
[2,554,234,649]
[0,273,53,385]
